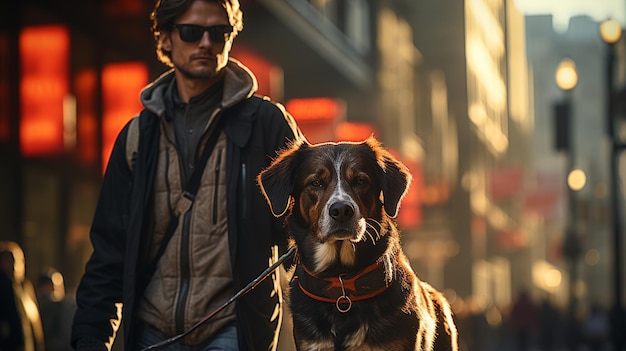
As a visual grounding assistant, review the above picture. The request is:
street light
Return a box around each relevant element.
[600,19,621,141]
[555,58,578,91]
[567,168,586,191]
[600,17,625,351]
[554,59,577,156]
[554,58,581,329]
[600,18,622,45]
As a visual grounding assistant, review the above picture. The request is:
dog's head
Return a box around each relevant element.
[258,137,411,246]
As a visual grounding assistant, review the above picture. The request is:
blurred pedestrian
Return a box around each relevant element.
[538,297,560,351]
[508,289,538,351]
[70,0,303,350]
[0,241,45,351]
[583,303,610,351]
[0,249,24,350]
[36,269,75,351]
[610,305,626,351]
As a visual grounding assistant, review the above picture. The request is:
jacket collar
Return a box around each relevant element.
[140,58,258,121]
[222,96,264,148]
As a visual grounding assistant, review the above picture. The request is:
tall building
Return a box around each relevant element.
[526,13,624,309]
[405,0,536,312]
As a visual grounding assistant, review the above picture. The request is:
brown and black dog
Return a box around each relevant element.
[257,137,458,351]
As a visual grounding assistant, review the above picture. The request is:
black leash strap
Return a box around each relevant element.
[139,246,297,351]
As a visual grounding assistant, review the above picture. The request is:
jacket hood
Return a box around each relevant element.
[139,57,258,116]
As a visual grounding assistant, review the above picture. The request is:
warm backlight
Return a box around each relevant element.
[19,25,69,156]
[101,62,147,171]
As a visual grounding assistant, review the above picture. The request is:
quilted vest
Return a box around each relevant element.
[136,119,236,345]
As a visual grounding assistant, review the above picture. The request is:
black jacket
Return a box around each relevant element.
[71,94,301,350]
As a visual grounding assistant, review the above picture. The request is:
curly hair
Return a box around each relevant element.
[150,0,243,66]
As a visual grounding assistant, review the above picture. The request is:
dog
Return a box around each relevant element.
[257,137,458,351]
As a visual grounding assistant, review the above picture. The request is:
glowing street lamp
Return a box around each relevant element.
[555,59,578,91]
[554,57,582,325]
[567,168,586,191]
[600,19,625,350]
[600,18,623,45]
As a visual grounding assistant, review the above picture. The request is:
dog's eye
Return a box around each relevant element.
[310,179,324,189]
[354,176,369,187]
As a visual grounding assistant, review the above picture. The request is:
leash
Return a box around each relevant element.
[139,246,296,351]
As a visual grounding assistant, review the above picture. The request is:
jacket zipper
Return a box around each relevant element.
[213,149,222,224]
[175,208,192,334]
[241,162,247,219]
[174,107,222,334]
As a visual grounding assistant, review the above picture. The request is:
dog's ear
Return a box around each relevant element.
[257,140,305,217]
[367,138,412,218]
[381,153,412,218]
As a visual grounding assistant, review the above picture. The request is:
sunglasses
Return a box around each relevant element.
[170,24,233,43]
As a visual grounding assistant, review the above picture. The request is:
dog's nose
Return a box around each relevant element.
[329,202,355,222]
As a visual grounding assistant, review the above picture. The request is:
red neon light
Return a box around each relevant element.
[231,46,281,99]
[75,69,98,165]
[104,0,144,16]
[286,98,344,121]
[19,25,69,156]
[0,34,9,143]
[335,122,377,142]
[101,62,147,171]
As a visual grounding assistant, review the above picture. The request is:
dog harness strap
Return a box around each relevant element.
[296,282,338,304]
[293,259,394,311]
[296,280,392,302]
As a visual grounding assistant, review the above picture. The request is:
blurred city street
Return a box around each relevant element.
[1,0,626,349]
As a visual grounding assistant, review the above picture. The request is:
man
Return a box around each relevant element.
[71,0,302,350]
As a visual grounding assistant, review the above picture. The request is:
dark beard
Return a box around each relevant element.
[176,64,216,80]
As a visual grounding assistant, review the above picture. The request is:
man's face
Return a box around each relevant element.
[161,0,233,81]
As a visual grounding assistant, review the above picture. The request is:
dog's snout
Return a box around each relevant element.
[329,202,355,222]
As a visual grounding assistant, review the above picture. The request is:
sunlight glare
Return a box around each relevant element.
[515,0,626,32]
